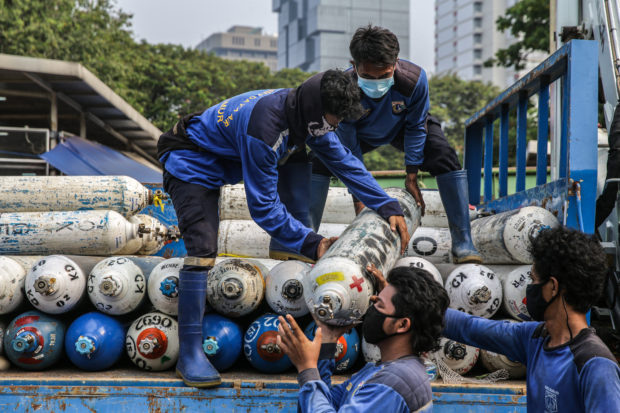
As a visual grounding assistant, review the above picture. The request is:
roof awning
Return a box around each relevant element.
[40,137,162,183]
[0,53,162,166]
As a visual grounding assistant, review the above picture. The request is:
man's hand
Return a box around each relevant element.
[277,314,321,372]
[317,236,338,259]
[353,200,366,216]
[388,215,410,255]
[366,263,387,297]
[312,316,356,344]
[405,172,425,216]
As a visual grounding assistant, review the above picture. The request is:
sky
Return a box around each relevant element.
[115,0,435,72]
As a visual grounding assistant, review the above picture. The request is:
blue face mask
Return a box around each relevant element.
[357,74,394,99]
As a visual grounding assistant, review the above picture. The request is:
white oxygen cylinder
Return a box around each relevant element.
[116,215,167,255]
[405,227,452,263]
[0,257,27,314]
[147,258,183,316]
[445,264,502,318]
[215,257,282,271]
[217,220,346,258]
[125,312,179,371]
[265,260,311,317]
[471,206,560,264]
[0,175,159,217]
[500,265,533,321]
[0,210,145,255]
[24,255,101,314]
[419,190,478,228]
[87,257,148,315]
[479,320,527,379]
[393,257,443,285]
[361,337,381,363]
[305,188,420,326]
[434,337,480,375]
[206,258,267,318]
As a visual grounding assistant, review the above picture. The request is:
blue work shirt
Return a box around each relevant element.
[444,308,620,412]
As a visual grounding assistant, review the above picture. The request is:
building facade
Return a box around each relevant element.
[435,0,545,88]
[196,26,278,71]
[273,0,410,72]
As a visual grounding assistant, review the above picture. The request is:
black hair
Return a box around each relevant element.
[387,266,449,354]
[320,69,365,120]
[350,24,400,67]
[530,226,608,313]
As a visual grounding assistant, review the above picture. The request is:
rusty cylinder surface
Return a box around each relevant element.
[0,176,152,218]
[304,188,420,326]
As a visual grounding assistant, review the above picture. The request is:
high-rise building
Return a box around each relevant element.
[196,26,278,71]
[434,0,545,88]
[272,0,410,72]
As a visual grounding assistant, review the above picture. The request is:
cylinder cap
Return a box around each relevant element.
[75,336,96,356]
[12,332,36,353]
[99,276,121,296]
[159,277,178,298]
[281,279,303,300]
[220,278,243,299]
[34,275,57,295]
[202,337,219,355]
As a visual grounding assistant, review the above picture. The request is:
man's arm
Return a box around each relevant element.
[239,136,323,260]
[580,357,620,412]
[403,68,429,170]
[444,308,538,365]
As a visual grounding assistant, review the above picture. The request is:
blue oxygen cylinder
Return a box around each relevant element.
[201,313,242,371]
[243,313,292,373]
[4,311,65,370]
[65,312,125,371]
[304,321,360,372]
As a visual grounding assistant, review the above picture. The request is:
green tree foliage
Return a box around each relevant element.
[485,0,550,70]
[0,0,309,130]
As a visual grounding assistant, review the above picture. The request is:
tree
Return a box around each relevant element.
[485,0,550,70]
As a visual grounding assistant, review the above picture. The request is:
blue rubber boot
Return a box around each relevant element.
[269,162,315,263]
[176,268,221,388]
[436,170,483,264]
[309,173,331,232]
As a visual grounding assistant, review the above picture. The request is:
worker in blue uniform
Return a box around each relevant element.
[444,226,620,412]
[310,25,482,264]
[157,70,410,388]
[276,265,449,412]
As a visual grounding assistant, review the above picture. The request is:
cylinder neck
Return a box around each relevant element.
[99,276,122,297]
[281,279,303,300]
[220,278,243,299]
[34,275,58,296]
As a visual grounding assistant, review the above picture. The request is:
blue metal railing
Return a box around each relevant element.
[463,40,599,234]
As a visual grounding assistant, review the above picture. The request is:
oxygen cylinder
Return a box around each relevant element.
[393,257,443,285]
[206,258,267,318]
[0,175,161,217]
[65,312,125,371]
[304,321,360,372]
[500,265,533,321]
[217,220,346,258]
[419,190,478,228]
[0,320,5,355]
[0,256,27,314]
[243,313,292,373]
[3,311,65,370]
[433,337,479,375]
[126,312,179,371]
[471,206,560,264]
[87,257,147,315]
[305,188,420,326]
[201,313,243,371]
[25,255,100,314]
[265,260,311,317]
[215,257,282,271]
[116,214,168,256]
[445,264,503,318]
[479,321,526,379]
[405,227,452,263]
[147,258,183,316]
[0,210,147,255]
[361,337,381,363]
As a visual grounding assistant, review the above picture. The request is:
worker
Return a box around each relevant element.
[277,265,449,412]
[157,70,410,388]
[443,226,620,412]
[310,25,482,264]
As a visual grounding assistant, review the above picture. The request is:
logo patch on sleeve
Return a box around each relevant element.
[392,101,406,114]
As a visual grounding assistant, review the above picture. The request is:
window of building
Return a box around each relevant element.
[232,36,245,45]
[474,49,482,59]
[270,39,277,47]
[474,2,483,12]
[474,33,482,44]
[474,17,482,28]
[254,38,261,47]
[474,65,482,75]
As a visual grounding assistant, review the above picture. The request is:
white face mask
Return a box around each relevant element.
[357,71,395,99]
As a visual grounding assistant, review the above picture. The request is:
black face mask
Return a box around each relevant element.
[362,305,408,344]
[525,280,558,321]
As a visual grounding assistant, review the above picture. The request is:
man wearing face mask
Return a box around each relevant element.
[276,265,449,412]
[310,25,482,264]
[158,70,410,388]
[443,226,620,412]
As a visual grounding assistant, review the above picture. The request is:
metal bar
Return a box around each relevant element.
[484,117,494,202]
[499,105,509,197]
[515,93,528,192]
[464,123,483,206]
[560,75,569,179]
[537,78,550,186]
[0,88,49,99]
[0,126,50,133]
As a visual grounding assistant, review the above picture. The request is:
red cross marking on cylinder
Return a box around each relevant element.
[349,276,364,292]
